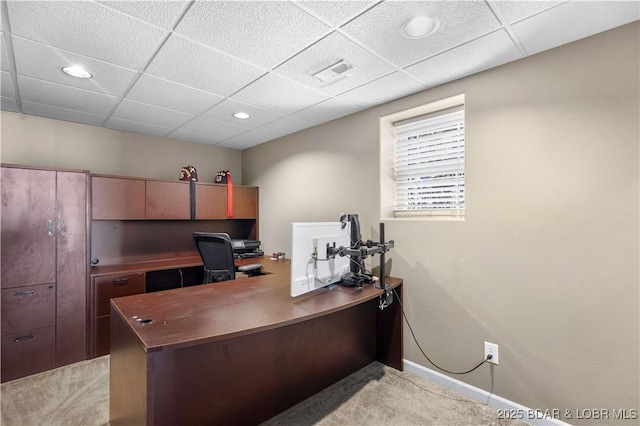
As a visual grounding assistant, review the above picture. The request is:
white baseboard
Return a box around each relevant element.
[403,359,571,426]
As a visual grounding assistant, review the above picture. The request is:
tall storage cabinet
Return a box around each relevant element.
[1,165,88,382]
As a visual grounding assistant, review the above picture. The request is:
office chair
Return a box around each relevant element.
[193,232,263,283]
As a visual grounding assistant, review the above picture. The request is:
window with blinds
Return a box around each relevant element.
[393,105,465,217]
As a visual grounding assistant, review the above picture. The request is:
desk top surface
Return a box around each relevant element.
[110,258,402,354]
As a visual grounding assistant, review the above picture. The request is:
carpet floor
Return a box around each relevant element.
[1,356,528,426]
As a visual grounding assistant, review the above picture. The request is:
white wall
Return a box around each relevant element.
[243,22,639,424]
[0,112,242,182]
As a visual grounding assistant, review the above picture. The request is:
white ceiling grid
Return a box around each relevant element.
[0,0,638,150]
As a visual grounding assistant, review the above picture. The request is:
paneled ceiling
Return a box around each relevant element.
[1,1,638,150]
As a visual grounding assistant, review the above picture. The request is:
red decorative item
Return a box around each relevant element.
[215,170,233,217]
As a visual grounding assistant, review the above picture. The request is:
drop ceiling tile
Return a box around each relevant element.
[291,97,362,125]
[274,31,395,96]
[202,99,283,128]
[167,129,221,146]
[12,37,138,97]
[105,117,172,137]
[18,75,118,115]
[1,97,18,112]
[220,116,313,149]
[405,29,523,88]
[1,33,10,72]
[178,116,247,140]
[511,1,640,56]
[146,35,265,97]
[111,99,194,128]
[126,74,224,115]
[296,1,377,26]
[487,1,563,25]
[1,71,15,98]
[6,1,167,69]
[22,100,106,127]
[231,73,330,115]
[341,1,501,67]
[175,1,330,69]
[215,139,258,150]
[263,115,314,136]
[221,126,282,150]
[97,1,189,29]
[336,71,424,108]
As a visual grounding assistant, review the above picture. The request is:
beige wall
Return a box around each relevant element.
[243,22,639,424]
[0,112,242,182]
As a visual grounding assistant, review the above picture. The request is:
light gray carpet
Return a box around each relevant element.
[1,356,528,426]
[1,355,110,426]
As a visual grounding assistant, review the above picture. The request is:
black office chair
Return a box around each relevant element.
[193,232,262,283]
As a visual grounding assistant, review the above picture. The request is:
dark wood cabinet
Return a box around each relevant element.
[1,168,57,289]
[1,165,88,382]
[232,186,258,219]
[92,176,145,220]
[145,180,190,220]
[197,183,259,220]
[195,183,227,219]
[91,174,258,222]
[1,327,56,382]
[90,272,145,358]
[56,171,89,366]
[1,284,56,334]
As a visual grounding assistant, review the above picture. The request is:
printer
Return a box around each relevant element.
[231,239,264,259]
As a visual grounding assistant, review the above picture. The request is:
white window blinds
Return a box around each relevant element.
[393,105,465,217]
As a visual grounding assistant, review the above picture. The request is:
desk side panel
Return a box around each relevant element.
[109,306,152,425]
[151,300,377,426]
[376,283,403,370]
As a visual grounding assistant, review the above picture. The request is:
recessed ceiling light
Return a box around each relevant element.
[402,16,440,39]
[62,65,92,79]
[233,112,251,120]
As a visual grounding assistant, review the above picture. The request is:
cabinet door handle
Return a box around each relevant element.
[59,218,66,235]
[13,335,34,342]
[13,290,35,297]
[112,278,130,285]
[47,219,54,236]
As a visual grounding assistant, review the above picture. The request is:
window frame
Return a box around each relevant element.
[380,93,466,220]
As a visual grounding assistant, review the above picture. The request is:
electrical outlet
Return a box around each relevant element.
[484,341,499,365]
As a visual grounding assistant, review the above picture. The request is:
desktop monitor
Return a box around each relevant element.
[290,222,351,297]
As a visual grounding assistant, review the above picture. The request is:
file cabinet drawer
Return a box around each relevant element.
[95,273,145,317]
[1,326,55,382]
[1,283,56,335]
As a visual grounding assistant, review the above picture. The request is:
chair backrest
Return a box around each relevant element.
[193,232,236,283]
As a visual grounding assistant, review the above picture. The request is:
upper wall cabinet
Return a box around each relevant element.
[195,183,227,220]
[232,186,258,219]
[91,175,258,221]
[145,180,190,220]
[92,176,145,220]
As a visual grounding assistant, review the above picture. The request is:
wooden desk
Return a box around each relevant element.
[109,259,403,426]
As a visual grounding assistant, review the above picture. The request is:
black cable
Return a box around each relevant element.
[391,286,489,375]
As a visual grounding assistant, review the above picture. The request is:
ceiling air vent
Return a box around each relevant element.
[312,60,355,86]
